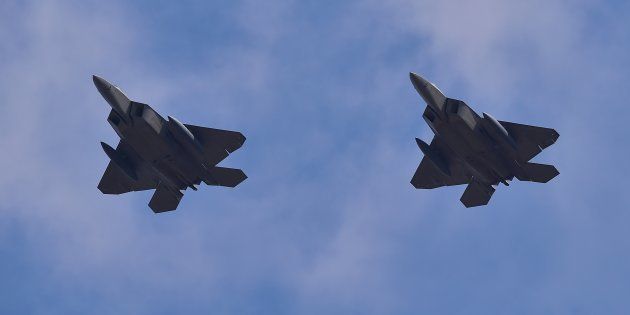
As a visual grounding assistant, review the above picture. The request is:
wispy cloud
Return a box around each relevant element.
[1,0,629,314]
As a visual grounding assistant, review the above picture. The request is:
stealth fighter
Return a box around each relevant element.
[409,73,559,207]
[93,75,247,213]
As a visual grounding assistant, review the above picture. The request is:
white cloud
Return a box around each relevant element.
[0,1,299,312]
[290,0,630,313]
[1,0,629,314]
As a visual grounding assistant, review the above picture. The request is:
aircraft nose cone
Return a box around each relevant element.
[92,75,111,93]
[409,72,446,111]
[409,72,429,89]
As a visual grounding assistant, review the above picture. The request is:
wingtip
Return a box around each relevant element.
[100,141,113,152]
[415,137,428,151]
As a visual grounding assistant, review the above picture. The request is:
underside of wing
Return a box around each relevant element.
[98,141,157,194]
[185,124,246,165]
[98,162,134,194]
[411,137,471,189]
[499,120,559,161]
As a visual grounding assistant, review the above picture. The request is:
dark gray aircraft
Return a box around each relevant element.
[93,75,247,213]
[409,73,559,207]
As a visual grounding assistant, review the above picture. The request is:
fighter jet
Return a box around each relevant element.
[93,75,247,213]
[409,73,559,207]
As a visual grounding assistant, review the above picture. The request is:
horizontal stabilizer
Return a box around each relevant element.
[204,167,247,188]
[149,183,183,213]
[460,181,495,208]
[515,162,559,183]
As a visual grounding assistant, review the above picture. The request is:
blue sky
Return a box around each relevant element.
[1,0,630,314]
